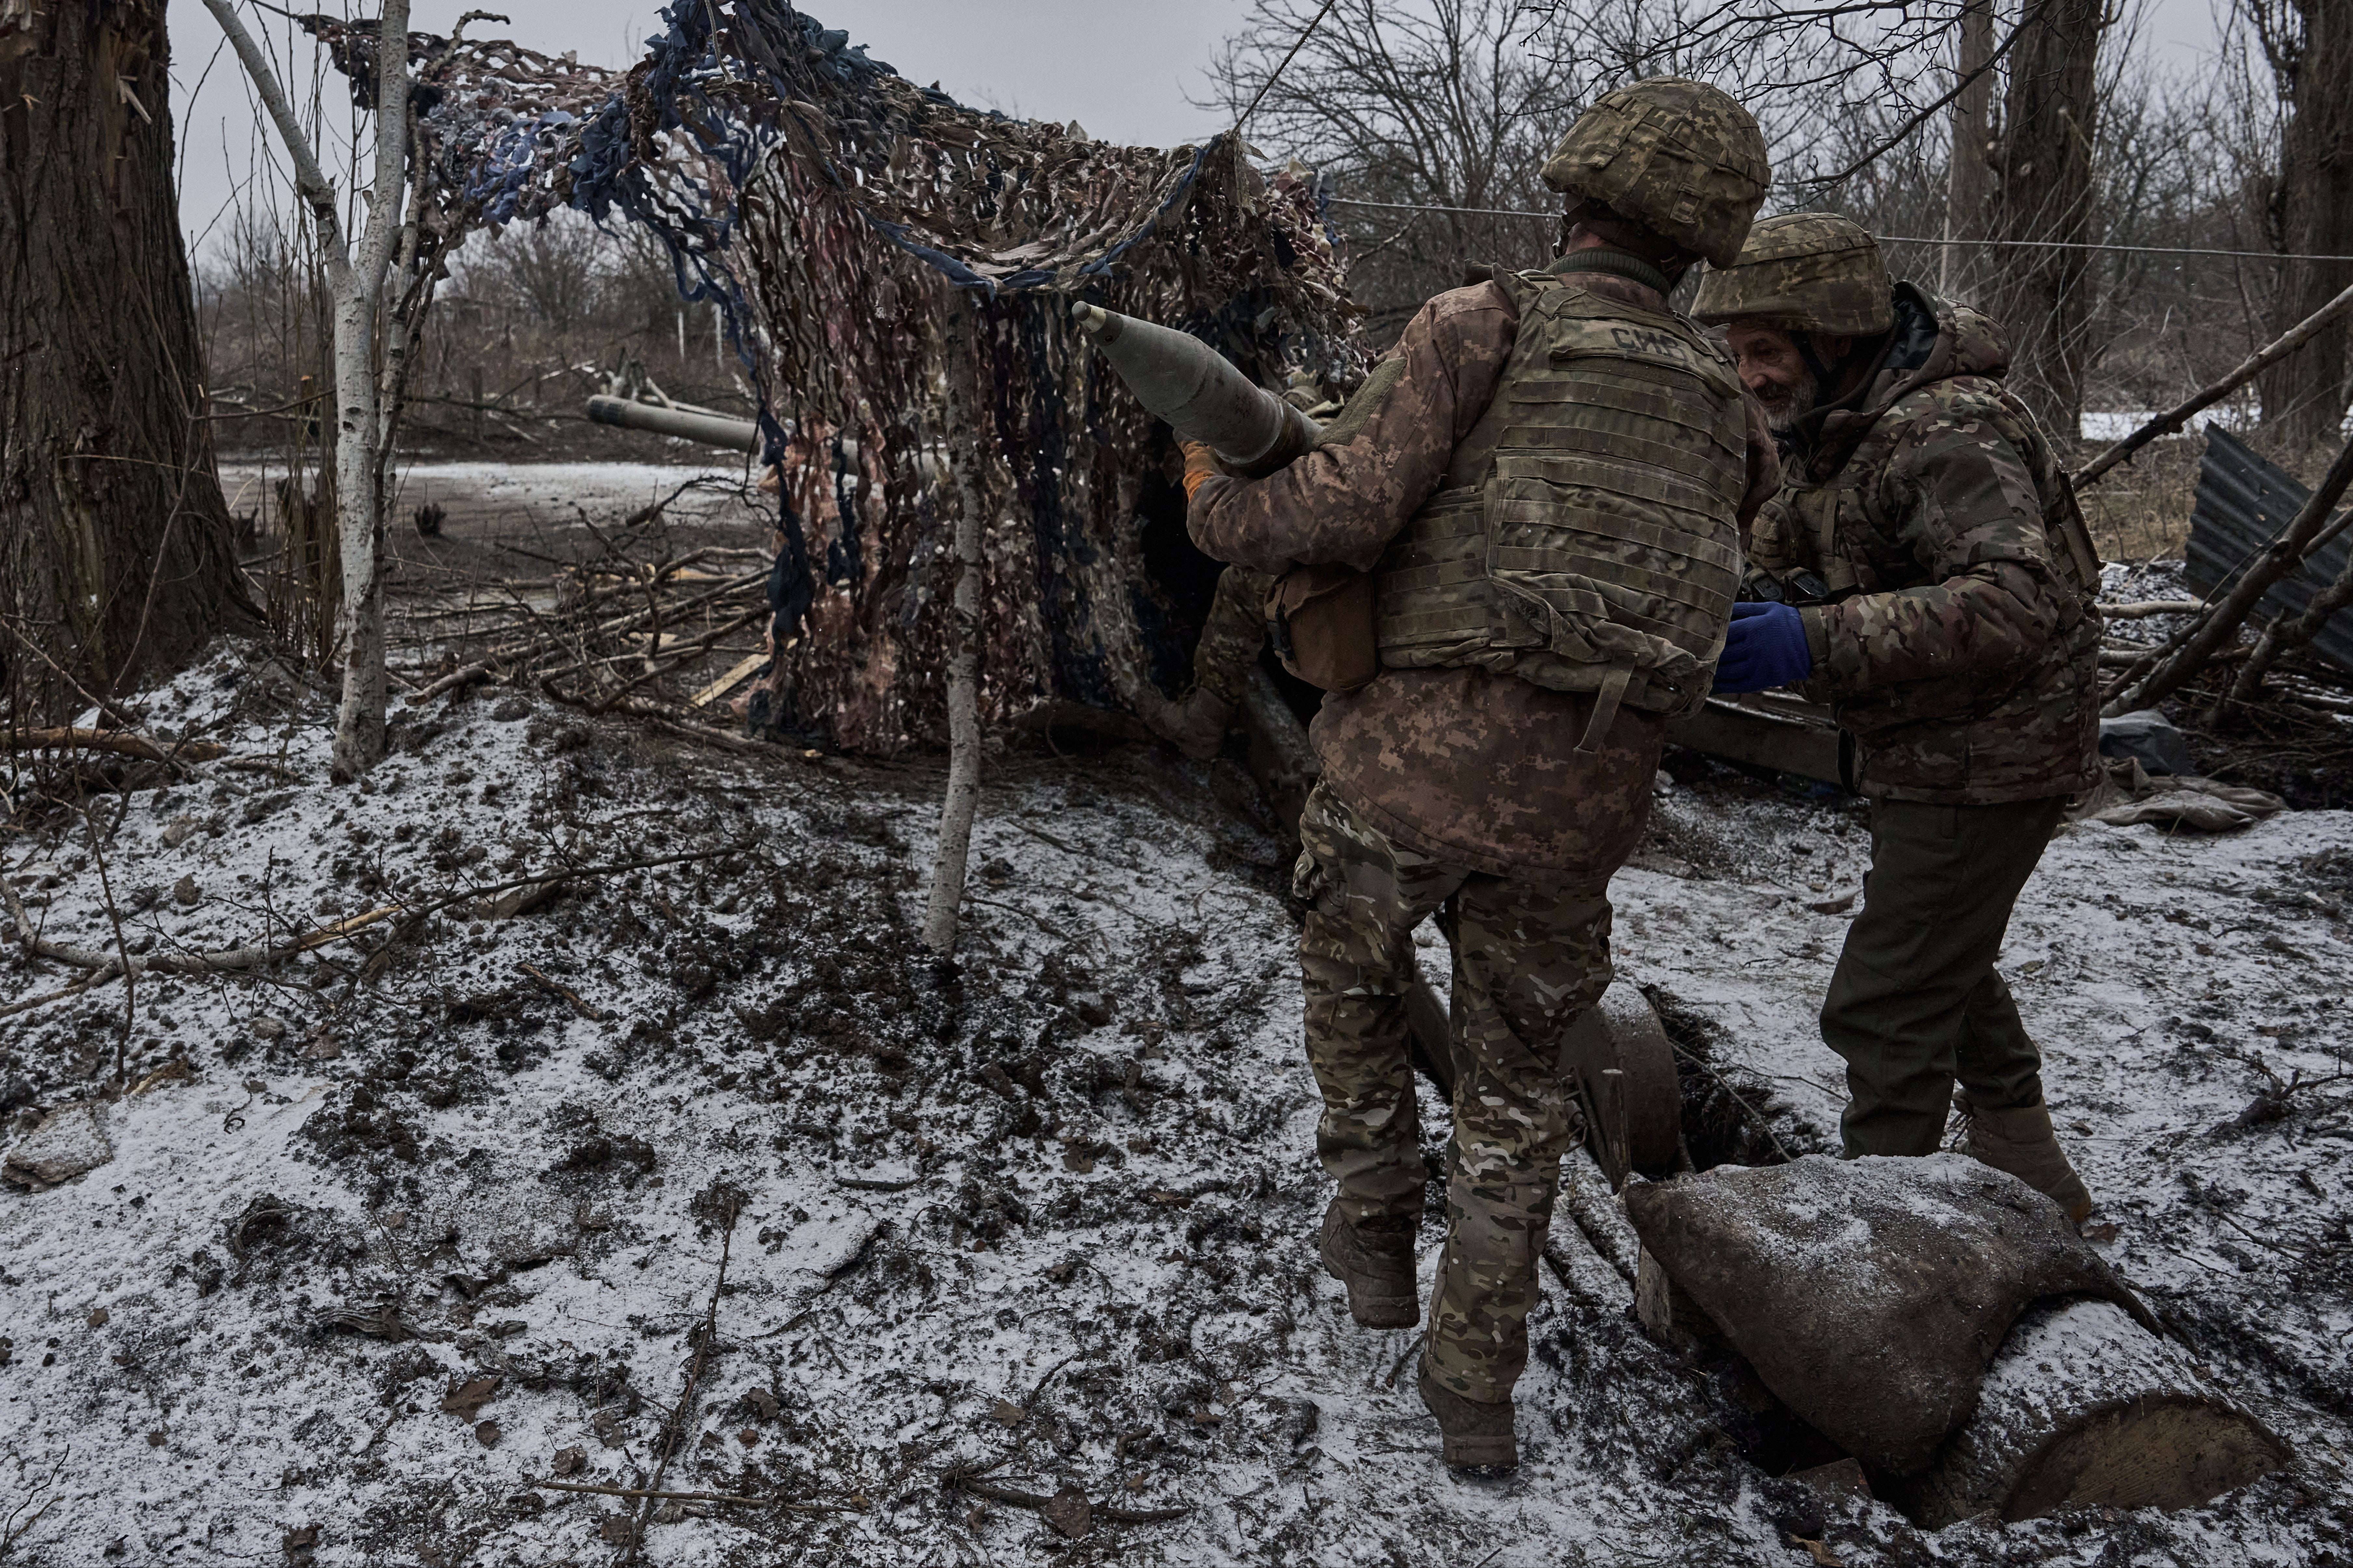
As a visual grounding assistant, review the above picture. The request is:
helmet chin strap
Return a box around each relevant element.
[1793,332,1839,393]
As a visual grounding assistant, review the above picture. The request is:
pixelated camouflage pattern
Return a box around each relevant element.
[1294,782,1614,1403]
[1189,272,1770,877]
[1691,211,1894,336]
[1372,266,1752,719]
[1750,285,2102,804]
[1540,78,1771,268]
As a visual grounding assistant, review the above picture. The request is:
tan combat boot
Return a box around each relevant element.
[1417,1354,1517,1471]
[1318,1201,1419,1328]
[1132,685,1235,762]
[1954,1092,2094,1226]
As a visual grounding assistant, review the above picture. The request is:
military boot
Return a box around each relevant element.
[1417,1354,1517,1471]
[1954,1092,2094,1226]
[1132,685,1235,762]
[1318,1202,1418,1328]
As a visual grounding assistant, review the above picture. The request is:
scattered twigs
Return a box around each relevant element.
[524,1478,819,1507]
[2104,430,2353,715]
[622,1195,741,1564]
[2074,279,2353,492]
[943,1471,1189,1527]
[0,846,747,992]
[1667,1040,1794,1165]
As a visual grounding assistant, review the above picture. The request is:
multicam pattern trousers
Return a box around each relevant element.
[1294,781,1614,1404]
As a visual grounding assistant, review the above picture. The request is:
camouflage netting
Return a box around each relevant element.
[311,0,1365,753]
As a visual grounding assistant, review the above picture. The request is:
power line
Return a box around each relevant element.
[1319,196,2353,263]
[1237,0,1346,133]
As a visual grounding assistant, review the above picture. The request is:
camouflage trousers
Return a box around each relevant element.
[1294,781,1614,1404]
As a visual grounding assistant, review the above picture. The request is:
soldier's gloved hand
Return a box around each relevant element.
[1712,601,1814,694]
[1180,441,1221,501]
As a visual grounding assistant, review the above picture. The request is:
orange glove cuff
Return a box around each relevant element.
[1180,441,1220,502]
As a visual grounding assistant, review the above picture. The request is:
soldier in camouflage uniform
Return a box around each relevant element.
[1188,80,1777,1469]
[1693,213,2102,1224]
[1135,375,1341,759]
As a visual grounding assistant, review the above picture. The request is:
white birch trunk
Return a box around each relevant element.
[922,324,988,955]
[205,0,408,781]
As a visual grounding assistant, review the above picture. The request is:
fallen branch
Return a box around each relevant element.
[2104,430,2353,715]
[2101,601,2205,620]
[519,962,603,1021]
[1,727,226,764]
[943,1473,1189,1526]
[2074,279,2353,492]
[0,845,747,982]
[623,1195,741,1564]
[526,1479,773,1508]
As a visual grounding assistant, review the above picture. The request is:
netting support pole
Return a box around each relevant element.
[923,312,989,955]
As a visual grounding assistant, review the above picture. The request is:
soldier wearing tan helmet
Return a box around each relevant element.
[1184,78,1779,1469]
[1693,212,2104,1225]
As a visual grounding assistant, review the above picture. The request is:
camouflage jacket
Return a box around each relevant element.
[1190,263,1778,879]
[1752,284,2102,805]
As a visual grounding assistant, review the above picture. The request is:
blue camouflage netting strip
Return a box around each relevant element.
[302,0,1364,754]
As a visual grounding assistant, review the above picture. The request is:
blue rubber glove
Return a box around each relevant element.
[1712,600,1815,694]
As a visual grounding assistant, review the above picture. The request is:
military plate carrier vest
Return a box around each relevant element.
[1373,266,1750,753]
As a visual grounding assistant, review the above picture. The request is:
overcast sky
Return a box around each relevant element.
[166,0,2229,261]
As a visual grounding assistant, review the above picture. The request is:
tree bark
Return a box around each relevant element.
[0,0,255,716]
[921,317,988,956]
[1901,1299,2285,1528]
[1990,0,2105,439]
[1941,0,1996,303]
[204,0,408,779]
[2255,1,2353,451]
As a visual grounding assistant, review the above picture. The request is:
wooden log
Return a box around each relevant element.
[1903,1298,2286,1528]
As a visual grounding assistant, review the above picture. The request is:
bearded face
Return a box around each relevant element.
[1724,325,1827,435]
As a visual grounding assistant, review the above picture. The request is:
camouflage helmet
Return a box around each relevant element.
[1692,212,1894,336]
[1541,78,1770,269]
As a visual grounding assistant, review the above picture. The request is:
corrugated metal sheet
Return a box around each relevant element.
[2186,423,2353,674]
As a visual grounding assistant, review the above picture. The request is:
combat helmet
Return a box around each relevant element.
[1692,212,1894,336]
[1541,78,1770,269]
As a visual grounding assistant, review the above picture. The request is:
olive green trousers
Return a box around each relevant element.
[1820,795,2067,1157]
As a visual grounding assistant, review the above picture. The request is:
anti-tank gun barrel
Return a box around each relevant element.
[1070,303,1319,477]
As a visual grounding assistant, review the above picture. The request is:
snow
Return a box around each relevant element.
[2,642,2350,1565]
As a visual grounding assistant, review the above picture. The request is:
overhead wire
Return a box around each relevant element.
[1318,197,2353,263]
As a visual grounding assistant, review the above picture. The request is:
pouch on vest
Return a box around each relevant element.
[1265,565,1377,693]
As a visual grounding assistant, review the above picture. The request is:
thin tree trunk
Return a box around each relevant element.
[0,0,256,717]
[205,0,409,780]
[1991,0,2105,439]
[1941,0,1995,302]
[2255,0,2353,451]
[922,318,988,956]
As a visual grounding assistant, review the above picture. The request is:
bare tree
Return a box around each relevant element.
[0,0,257,717]
[1202,0,1579,338]
[1990,0,2107,436]
[2247,0,2353,449]
[203,0,410,780]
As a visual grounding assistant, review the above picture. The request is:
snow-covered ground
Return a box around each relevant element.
[3,644,2350,1565]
